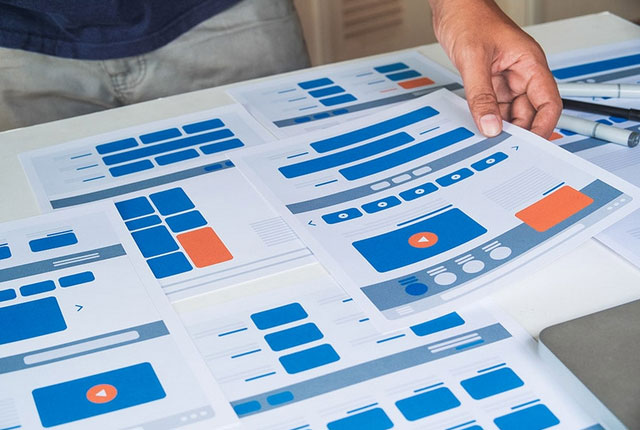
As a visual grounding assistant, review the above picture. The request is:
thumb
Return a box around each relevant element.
[459,58,503,137]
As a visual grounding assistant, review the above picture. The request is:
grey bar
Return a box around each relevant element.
[569,65,640,84]
[363,179,625,311]
[123,406,216,430]
[560,124,640,154]
[273,83,464,128]
[286,133,510,214]
[0,321,168,374]
[50,160,234,209]
[0,244,126,283]
[230,323,511,417]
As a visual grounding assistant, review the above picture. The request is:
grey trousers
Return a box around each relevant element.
[0,0,309,131]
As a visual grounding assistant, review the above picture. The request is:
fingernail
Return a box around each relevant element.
[480,114,501,137]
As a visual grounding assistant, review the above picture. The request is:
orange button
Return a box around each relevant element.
[515,185,593,232]
[177,227,233,268]
[398,77,435,89]
[408,232,439,248]
[86,384,118,404]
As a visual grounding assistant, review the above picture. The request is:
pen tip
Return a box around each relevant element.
[629,132,640,148]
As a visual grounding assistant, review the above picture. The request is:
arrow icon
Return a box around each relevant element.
[75,304,83,312]
[308,220,316,226]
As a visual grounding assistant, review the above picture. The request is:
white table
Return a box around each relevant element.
[1,12,639,338]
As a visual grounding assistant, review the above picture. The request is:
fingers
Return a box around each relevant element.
[526,65,562,138]
[510,94,535,130]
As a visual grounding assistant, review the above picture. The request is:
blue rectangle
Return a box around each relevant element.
[322,208,362,224]
[399,182,438,201]
[115,196,154,220]
[155,149,199,166]
[125,215,161,231]
[362,196,401,214]
[140,128,181,144]
[183,118,225,134]
[341,127,474,181]
[311,106,439,153]
[20,280,56,296]
[461,367,524,399]
[353,208,486,272]
[471,152,507,171]
[59,271,95,288]
[29,232,78,253]
[0,288,16,302]
[396,387,461,421]
[319,94,357,107]
[0,297,66,345]
[494,404,559,430]
[328,408,394,430]
[233,400,261,416]
[0,246,11,260]
[552,53,640,79]
[102,129,234,166]
[251,302,308,330]
[279,132,414,178]
[165,210,207,233]
[436,168,474,187]
[264,323,324,352]
[200,138,244,154]
[374,62,409,74]
[266,391,294,406]
[410,312,465,336]
[309,86,345,98]
[146,252,193,279]
[149,187,194,216]
[298,77,334,89]
[387,70,421,81]
[279,344,340,374]
[96,138,137,155]
[32,362,165,428]
[131,226,179,258]
[109,159,154,177]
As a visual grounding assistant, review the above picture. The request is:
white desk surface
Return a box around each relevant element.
[1,12,639,337]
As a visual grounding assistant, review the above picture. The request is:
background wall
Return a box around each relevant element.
[294,0,640,65]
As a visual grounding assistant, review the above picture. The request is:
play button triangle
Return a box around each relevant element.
[96,389,107,397]
[418,236,429,243]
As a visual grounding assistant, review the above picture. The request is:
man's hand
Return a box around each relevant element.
[428,0,561,139]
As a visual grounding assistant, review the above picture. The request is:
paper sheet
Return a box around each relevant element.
[235,89,640,330]
[0,205,237,429]
[175,264,603,430]
[547,39,640,269]
[227,51,462,138]
[20,106,315,301]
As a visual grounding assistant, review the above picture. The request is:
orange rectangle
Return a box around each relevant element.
[515,186,593,232]
[398,77,435,89]
[549,131,563,141]
[177,227,233,268]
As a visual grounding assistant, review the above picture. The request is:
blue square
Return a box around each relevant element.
[147,252,193,278]
[131,226,178,258]
[149,188,195,216]
[0,246,11,260]
[115,197,154,220]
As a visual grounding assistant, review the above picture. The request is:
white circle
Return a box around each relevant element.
[434,272,457,286]
[462,260,485,274]
[490,246,512,260]
[416,189,425,195]
[486,158,495,164]
[378,201,388,208]
[338,213,349,219]
[451,174,461,180]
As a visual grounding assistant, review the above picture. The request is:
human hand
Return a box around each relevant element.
[428,0,561,139]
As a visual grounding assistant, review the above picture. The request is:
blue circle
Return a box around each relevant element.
[405,283,428,296]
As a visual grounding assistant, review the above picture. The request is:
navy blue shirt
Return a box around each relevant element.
[0,0,242,60]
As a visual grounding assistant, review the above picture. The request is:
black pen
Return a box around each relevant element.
[561,98,640,122]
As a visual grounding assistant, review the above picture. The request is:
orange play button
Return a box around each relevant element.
[408,232,438,248]
[86,384,118,404]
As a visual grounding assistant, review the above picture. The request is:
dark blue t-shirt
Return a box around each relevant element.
[0,0,242,60]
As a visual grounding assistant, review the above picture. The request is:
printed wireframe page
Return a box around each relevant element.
[235,89,640,330]
[228,51,462,138]
[20,106,314,301]
[0,205,238,429]
[175,264,603,430]
[548,39,640,268]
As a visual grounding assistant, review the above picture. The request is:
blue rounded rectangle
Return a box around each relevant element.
[322,208,362,224]
[115,196,154,220]
[131,226,179,258]
[146,252,193,279]
[59,271,95,288]
[395,387,461,421]
[0,288,16,302]
[0,245,11,260]
[471,152,508,172]
[328,408,394,430]
[353,208,487,273]
[29,232,78,253]
[251,303,308,330]
[109,160,154,177]
[461,367,524,399]
[266,391,294,406]
[279,344,340,374]
[399,182,438,201]
[494,404,559,430]
[436,168,474,187]
[374,62,409,74]
[362,196,401,214]
[410,312,465,337]
[96,138,137,155]
[298,77,334,89]
[125,215,162,231]
[20,280,56,296]
[149,187,195,216]
[0,297,66,345]
[309,86,345,98]
[166,210,207,233]
[319,94,357,107]
[200,138,244,155]
[140,128,181,144]
[155,148,199,166]
[233,400,261,416]
[183,118,225,134]
[264,323,324,352]
[32,362,166,428]
[387,70,421,81]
